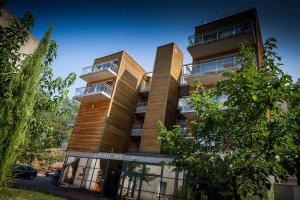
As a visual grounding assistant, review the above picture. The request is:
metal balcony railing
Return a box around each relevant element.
[131,128,143,136]
[81,62,118,76]
[135,102,147,113]
[188,22,252,46]
[75,83,112,97]
[182,55,240,76]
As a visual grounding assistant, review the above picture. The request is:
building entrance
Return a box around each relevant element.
[59,151,179,199]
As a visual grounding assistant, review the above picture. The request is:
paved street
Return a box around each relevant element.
[12,175,104,200]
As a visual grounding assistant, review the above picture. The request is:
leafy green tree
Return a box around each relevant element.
[286,79,300,185]
[159,38,299,199]
[18,98,79,165]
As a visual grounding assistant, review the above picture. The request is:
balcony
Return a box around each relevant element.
[135,102,147,116]
[73,83,112,103]
[131,124,143,136]
[139,83,151,93]
[178,97,196,119]
[182,55,240,86]
[80,62,119,83]
[178,95,228,119]
[187,22,254,58]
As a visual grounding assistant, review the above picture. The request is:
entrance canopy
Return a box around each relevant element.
[66,151,175,164]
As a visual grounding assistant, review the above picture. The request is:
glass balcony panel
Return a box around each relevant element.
[179,95,228,116]
[135,102,147,113]
[188,22,252,46]
[200,61,217,73]
[74,83,112,103]
[182,55,239,77]
[131,128,143,136]
[82,62,119,76]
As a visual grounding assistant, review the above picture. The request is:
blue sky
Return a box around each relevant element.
[7,0,300,97]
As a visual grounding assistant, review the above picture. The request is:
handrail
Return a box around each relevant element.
[188,22,252,46]
[81,62,118,76]
[182,55,240,76]
[131,128,143,136]
[136,102,147,113]
[75,83,112,97]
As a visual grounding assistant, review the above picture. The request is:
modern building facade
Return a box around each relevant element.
[60,8,263,199]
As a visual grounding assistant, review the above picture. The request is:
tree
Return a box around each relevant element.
[286,79,300,185]
[0,11,76,186]
[0,13,52,186]
[18,98,79,165]
[159,38,299,199]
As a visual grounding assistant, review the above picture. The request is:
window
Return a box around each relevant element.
[158,181,167,197]
[218,27,234,39]
[202,31,217,43]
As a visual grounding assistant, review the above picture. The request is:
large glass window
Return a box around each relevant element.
[119,162,183,200]
[189,22,252,46]
[218,27,234,39]
[202,31,217,43]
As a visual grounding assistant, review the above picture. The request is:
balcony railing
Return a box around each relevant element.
[182,55,240,76]
[81,62,118,76]
[178,97,195,113]
[135,102,147,113]
[131,127,143,136]
[188,22,252,47]
[179,95,228,113]
[75,83,112,97]
[140,83,151,92]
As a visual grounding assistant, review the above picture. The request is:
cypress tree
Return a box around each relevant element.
[0,23,53,186]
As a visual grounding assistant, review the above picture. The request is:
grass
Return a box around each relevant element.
[0,188,69,200]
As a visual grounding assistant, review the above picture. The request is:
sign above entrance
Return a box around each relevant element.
[66,151,175,164]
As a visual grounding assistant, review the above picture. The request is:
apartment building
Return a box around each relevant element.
[60,8,263,199]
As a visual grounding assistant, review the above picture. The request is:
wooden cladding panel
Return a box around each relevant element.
[68,51,145,153]
[67,101,110,152]
[99,52,146,153]
[140,43,183,153]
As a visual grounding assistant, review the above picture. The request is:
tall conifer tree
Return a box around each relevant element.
[0,13,52,186]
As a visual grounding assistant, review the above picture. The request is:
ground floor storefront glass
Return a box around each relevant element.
[59,152,214,199]
[119,161,184,199]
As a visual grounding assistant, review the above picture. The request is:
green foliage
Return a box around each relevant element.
[0,11,52,186]
[19,97,79,165]
[159,38,299,199]
[0,11,77,186]
[286,79,300,184]
[34,148,66,169]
